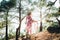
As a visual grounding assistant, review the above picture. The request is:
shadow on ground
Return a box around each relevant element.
[47,26,60,33]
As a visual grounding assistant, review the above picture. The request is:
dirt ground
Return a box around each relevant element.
[10,30,60,40]
[30,30,60,40]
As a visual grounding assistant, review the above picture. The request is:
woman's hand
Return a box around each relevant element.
[32,20,37,22]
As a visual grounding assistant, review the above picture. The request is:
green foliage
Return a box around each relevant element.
[46,12,60,18]
[0,32,16,40]
[0,20,12,29]
[0,0,16,12]
[28,0,32,3]
[51,22,58,27]
[7,0,16,8]
[47,0,57,7]
[8,33,16,39]
[0,21,5,28]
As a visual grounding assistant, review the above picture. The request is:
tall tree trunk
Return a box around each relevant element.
[19,0,21,36]
[40,10,42,32]
[6,9,9,40]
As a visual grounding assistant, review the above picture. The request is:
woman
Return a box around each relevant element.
[26,12,37,34]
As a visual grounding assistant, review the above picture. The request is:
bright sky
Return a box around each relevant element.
[0,0,2,2]
[0,0,9,2]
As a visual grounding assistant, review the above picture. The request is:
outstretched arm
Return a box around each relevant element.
[32,20,37,22]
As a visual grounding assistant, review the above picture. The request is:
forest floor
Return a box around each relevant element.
[10,27,60,40]
[30,30,60,40]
